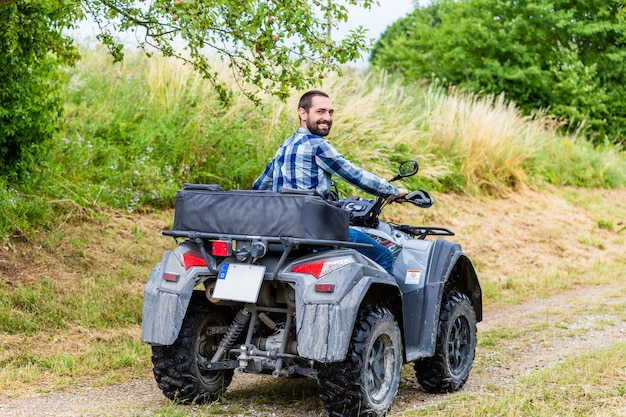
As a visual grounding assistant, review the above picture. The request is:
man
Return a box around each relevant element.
[253,90,408,274]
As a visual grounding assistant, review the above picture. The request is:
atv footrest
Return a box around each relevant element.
[197,359,239,371]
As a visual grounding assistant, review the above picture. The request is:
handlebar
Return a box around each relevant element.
[339,188,435,229]
[402,190,434,208]
[389,224,455,239]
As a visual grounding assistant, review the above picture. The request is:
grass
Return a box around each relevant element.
[1,331,150,395]
[3,47,625,242]
[410,344,626,417]
[0,272,144,334]
[417,85,544,193]
[0,210,170,396]
[426,284,626,416]
[480,257,626,307]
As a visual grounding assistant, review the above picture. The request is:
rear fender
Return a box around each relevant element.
[141,246,211,346]
[288,251,402,363]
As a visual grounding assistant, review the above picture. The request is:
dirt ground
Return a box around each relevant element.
[1,186,625,416]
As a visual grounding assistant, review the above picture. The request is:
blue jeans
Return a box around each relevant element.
[348,228,394,275]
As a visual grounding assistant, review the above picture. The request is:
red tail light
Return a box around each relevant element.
[211,240,230,257]
[314,283,335,293]
[163,272,179,282]
[290,255,355,279]
[291,260,327,278]
[182,250,206,269]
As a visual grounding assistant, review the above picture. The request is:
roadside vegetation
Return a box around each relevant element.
[372,0,626,144]
[1,48,624,244]
[0,49,624,415]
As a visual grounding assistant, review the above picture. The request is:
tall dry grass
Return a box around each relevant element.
[423,86,549,193]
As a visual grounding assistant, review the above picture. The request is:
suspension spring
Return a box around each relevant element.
[211,308,250,362]
[258,312,277,330]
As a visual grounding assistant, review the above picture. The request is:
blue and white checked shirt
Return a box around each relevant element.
[253,128,398,199]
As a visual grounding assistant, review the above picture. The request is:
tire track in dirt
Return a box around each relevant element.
[393,282,626,414]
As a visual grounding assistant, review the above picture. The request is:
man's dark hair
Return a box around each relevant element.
[298,90,329,112]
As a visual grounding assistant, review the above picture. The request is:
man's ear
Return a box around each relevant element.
[298,107,307,121]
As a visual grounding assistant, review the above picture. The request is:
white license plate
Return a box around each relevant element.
[212,263,266,303]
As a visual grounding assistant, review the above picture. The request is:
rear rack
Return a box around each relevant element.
[163,230,373,277]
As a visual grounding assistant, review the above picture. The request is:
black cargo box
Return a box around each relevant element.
[172,185,350,241]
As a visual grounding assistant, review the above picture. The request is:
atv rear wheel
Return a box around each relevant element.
[151,294,235,403]
[317,306,402,417]
[414,290,477,393]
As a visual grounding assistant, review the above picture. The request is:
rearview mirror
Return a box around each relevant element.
[390,160,419,182]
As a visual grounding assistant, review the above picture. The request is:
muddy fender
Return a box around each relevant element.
[402,238,481,361]
[292,259,401,363]
[141,251,198,346]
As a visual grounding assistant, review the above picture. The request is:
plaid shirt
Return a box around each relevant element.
[253,128,398,199]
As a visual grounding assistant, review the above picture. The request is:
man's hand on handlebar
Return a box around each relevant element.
[389,188,409,203]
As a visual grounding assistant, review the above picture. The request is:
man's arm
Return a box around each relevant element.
[314,140,399,199]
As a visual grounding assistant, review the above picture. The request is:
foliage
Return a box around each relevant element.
[83,0,378,104]
[536,137,626,188]
[370,0,626,144]
[0,0,378,180]
[0,177,51,243]
[0,1,79,176]
[54,49,295,213]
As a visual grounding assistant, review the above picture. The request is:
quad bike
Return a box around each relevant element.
[141,160,482,417]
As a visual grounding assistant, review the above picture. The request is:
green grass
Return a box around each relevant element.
[409,343,626,417]
[480,257,626,307]
[0,274,143,334]
[0,332,150,395]
[0,208,169,394]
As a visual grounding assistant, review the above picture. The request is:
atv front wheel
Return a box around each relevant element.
[317,306,403,417]
[414,290,477,393]
[151,294,235,403]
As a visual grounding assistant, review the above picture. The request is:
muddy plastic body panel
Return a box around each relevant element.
[392,238,481,361]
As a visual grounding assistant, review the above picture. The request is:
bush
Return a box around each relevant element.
[371,0,626,144]
[1,49,624,243]
[0,1,78,176]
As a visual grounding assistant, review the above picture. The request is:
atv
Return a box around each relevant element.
[141,160,482,416]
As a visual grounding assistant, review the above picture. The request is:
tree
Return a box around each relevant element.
[0,0,377,175]
[0,1,79,176]
[85,0,377,104]
[371,0,626,144]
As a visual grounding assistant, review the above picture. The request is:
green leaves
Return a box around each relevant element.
[0,1,78,176]
[0,0,378,178]
[371,0,626,144]
[84,0,377,105]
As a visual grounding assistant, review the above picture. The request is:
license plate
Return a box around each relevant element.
[212,263,266,303]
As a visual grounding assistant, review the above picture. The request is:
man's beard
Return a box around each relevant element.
[307,119,332,136]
